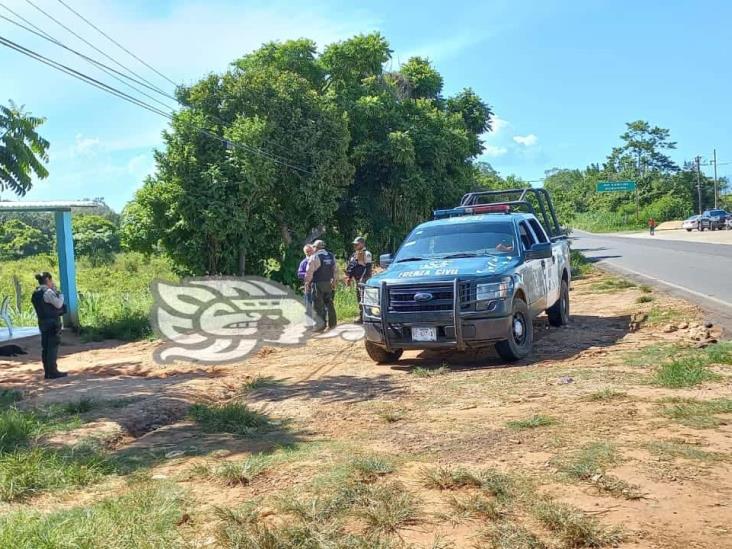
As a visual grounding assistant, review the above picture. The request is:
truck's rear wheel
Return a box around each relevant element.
[365,340,403,364]
[547,279,570,327]
[495,298,533,362]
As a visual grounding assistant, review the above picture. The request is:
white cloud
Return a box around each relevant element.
[127,153,155,179]
[401,33,486,64]
[72,134,102,157]
[483,145,508,157]
[513,134,538,146]
[491,115,509,135]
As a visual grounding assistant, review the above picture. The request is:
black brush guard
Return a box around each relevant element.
[379,278,465,352]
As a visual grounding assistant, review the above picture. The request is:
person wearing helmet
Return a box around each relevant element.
[345,236,372,323]
[304,240,338,331]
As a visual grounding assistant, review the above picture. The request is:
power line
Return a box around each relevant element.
[54,0,178,88]
[0,9,178,112]
[23,0,170,95]
[0,33,313,175]
[8,1,310,163]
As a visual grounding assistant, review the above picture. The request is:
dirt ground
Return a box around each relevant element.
[1,270,731,548]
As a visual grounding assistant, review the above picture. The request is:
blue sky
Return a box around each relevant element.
[1,0,731,211]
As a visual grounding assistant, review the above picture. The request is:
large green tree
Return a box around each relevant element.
[72,214,120,264]
[123,38,352,278]
[123,33,495,277]
[0,219,50,259]
[0,101,49,197]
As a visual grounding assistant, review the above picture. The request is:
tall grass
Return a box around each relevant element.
[0,252,175,341]
[0,479,185,548]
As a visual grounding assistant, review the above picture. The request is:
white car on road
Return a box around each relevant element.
[682,215,701,231]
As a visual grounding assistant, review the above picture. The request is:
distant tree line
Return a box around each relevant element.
[544,121,729,231]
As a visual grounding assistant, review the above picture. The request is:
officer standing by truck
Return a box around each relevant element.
[31,272,68,379]
[304,240,338,332]
[345,236,372,323]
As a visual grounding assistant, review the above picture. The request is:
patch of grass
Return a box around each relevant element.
[570,249,592,279]
[532,500,624,548]
[482,521,547,549]
[0,479,185,548]
[447,492,501,521]
[624,343,678,368]
[420,466,482,490]
[478,469,517,502]
[636,295,654,304]
[354,481,422,535]
[646,440,724,462]
[350,456,394,482]
[411,366,449,377]
[506,414,557,430]
[378,408,405,423]
[0,389,23,409]
[660,397,732,429]
[192,453,271,486]
[0,408,39,452]
[639,284,653,294]
[188,402,270,435]
[585,388,627,402]
[645,305,685,326]
[554,442,642,500]
[653,356,720,388]
[240,376,275,392]
[0,446,112,501]
[590,278,636,293]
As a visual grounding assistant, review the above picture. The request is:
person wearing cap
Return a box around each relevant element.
[304,240,338,331]
[345,236,373,323]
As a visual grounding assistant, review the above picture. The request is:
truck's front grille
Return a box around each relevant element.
[387,282,472,313]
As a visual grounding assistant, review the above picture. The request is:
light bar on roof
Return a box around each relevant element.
[433,203,511,219]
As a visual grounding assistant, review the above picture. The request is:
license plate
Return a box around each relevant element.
[412,326,437,342]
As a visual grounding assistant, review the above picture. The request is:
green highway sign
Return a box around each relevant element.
[596,181,637,192]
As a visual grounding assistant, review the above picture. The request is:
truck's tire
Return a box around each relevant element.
[495,298,533,362]
[547,278,570,327]
[365,340,403,364]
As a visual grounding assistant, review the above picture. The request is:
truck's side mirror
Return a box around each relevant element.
[525,242,552,261]
[379,253,393,269]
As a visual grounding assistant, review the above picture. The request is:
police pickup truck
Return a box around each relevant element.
[360,188,570,363]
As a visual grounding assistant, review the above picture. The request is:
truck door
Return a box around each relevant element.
[528,218,560,306]
[518,221,547,312]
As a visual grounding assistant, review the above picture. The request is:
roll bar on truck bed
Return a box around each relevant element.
[458,187,565,240]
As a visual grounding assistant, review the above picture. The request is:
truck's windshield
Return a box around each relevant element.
[395,221,516,262]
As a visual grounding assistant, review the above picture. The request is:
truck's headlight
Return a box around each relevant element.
[476,277,514,301]
[362,287,380,306]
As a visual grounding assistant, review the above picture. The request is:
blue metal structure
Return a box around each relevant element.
[0,200,97,328]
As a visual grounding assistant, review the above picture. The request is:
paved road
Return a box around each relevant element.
[571,230,732,332]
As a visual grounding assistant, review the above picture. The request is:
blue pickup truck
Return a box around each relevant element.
[360,188,570,363]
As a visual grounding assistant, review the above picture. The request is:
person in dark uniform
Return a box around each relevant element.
[31,272,68,379]
[304,240,338,332]
[345,236,373,323]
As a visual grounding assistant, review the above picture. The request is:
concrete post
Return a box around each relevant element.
[54,210,79,328]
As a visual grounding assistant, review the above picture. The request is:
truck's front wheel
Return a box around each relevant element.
[365,340,403,364]
[495,298,533,362]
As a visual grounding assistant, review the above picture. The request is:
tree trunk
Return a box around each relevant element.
[239,247,246,276]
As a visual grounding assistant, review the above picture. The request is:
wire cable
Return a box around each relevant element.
[54,0,178,88]
[0,10,178,112]
[0,34,313,174]
[23,0,169,95]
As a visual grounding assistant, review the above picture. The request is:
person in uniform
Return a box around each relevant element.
[31,272,68,379]
[304,240,338,331]
[345,236,373,323]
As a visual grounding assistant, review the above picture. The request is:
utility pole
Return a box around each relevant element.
[712,148,718,208]
[695,156,703,215]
